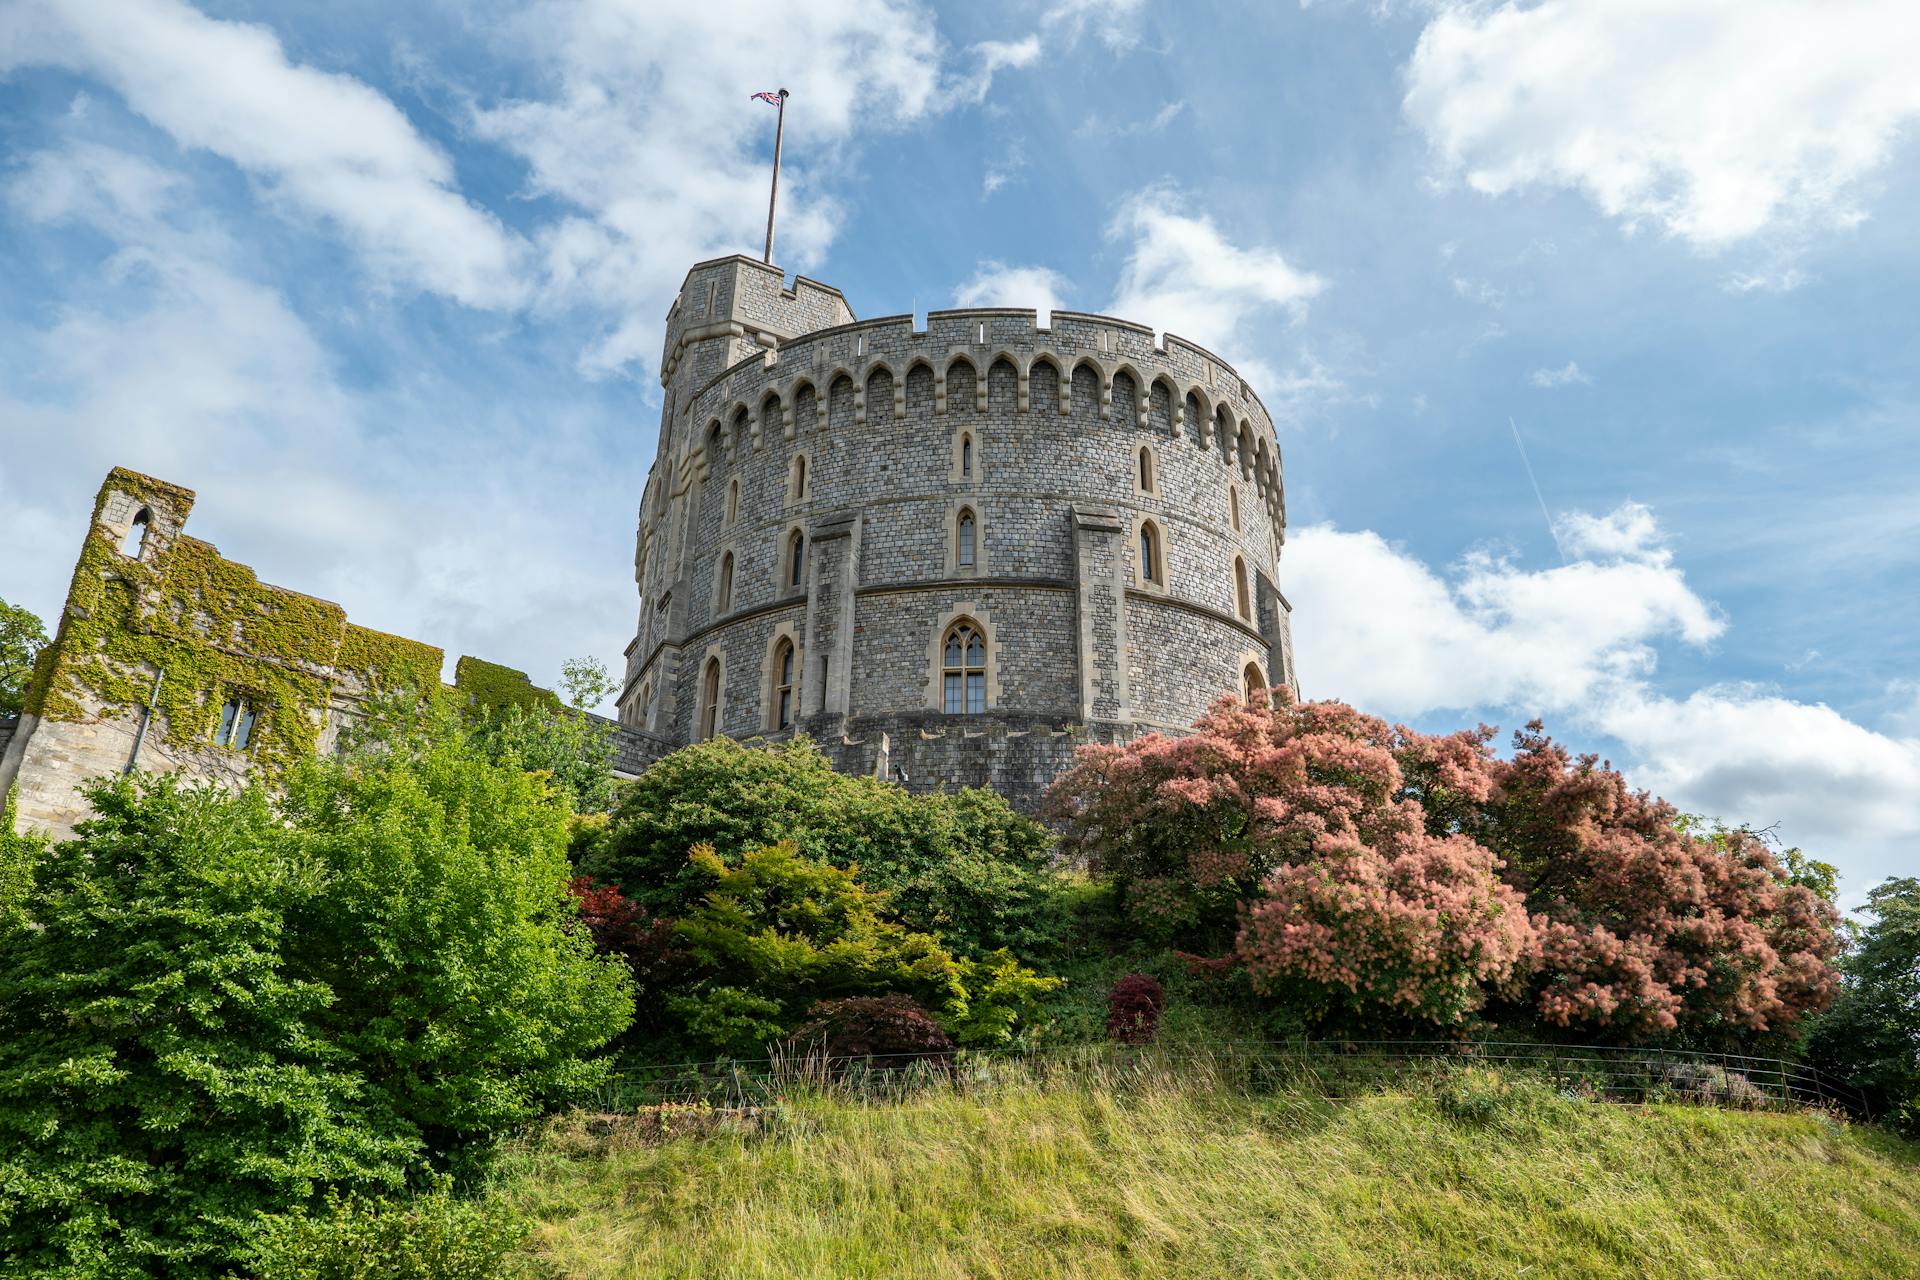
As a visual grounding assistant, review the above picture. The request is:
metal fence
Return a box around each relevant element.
[585,1038,1868,1118]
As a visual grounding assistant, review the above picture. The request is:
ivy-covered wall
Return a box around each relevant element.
[24,468,448,779]
[453,655,561,716]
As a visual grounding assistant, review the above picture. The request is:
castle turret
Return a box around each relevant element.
[616,258,1298,809]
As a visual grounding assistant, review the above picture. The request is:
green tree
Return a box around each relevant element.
[0,597,47,715]
[1804,877,1920,1134]
[0,786,48,932]
[669,842,1059,1056]
[559,655,619,712]
[0,706,633,1276]
[588,736,1063,960]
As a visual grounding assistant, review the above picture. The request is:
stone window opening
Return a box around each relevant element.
[1243,662,1267,705]
[119,508,152,559]
[214,696,257,751]
[961,433,973,477]
[789,453,808,503]
[699,657,722,740]
[956,508,977,570]
[1136,445,1157,495]
[726,478,740,526]
[1234,555,1252,621]
[942,621,987,715]
[716,551,734,614]
[1229,484,1241,531]
[786,530,806,590]
[771,637,796,730]
[1138,520,1165,588]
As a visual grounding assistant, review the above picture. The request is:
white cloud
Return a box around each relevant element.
[982,140,1028,199]
[1404,0,1920,249]
[0,142,636,706]
[958,35,1042,103]
[468,0,944,375]
[1,0,528,307]
[1041,0,1149,52]
[1286,503,1920,896]
[954,262,1070,326]
[1529,360,1592,388]
[1106,185,1327,384]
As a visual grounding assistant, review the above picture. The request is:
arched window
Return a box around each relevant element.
[961,433,973,477]
[1234,556,1251,620]
[726,478,740,526]
[1138,446,1154,493]
[942,620,987,714]
[1229,485,1241,531]
[957,508,977,569]
[119,508,151,559]
[1138,522,1164,587]
[772,637,796,729]
[699,658,721,740]
[787,531,806,590]
[791,453,807,501]
[716,551,734,613]
[1244,663,1266,705]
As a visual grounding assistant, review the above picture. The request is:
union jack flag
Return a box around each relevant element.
[751,90,784,106]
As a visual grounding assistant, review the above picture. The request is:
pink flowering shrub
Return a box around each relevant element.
[1240,828,1533,1026]
[1456,724,1841,1042]
[1048,693,1843,1043]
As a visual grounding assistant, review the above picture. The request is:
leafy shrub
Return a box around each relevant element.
[1432,1065,1575,1133]
[1106,974,1166,1045]
[0,784,46,931]
[251,1187,529,1280]
[1049,692,1842,1044]
[792,995,955,1066]
[668,842,1059,1056]
[587,736,1063,960]
[0,699,632,1276]
[1803,877,1920,1134]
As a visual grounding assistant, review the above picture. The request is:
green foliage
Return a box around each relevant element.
[469,700,619,815]
[0,705,633,1277]
[0,785,47,931]
[0,595,47,715]
[1805,876,1920,1135]
[251,1186,529,1280]
[280,697,635,1158]
[667,841,1059,1056]
[558,655,618,712]
[454,656,559,717]
[589,736,1064,960]
[0,776,414,1278]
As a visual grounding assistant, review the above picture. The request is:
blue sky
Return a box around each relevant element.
[2,0,1915,904]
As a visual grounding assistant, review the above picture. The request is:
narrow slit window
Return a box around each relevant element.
[1244,663,1265,704]
[961,434,973,477]
[792,455,807,501]
[727,479,739,526]
[717,552,734,613]
[957,510,976,569]
[700,659,721,740]
[773,639,795,729]
[1234,557,1251,620]
[1229,485,1241,531]
[1139,524,1162,586]
[788,532,805,589]
[120,508,152,559]
[1138,447,1154,492]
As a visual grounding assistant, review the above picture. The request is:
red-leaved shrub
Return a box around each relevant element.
[790,995,955,1066]
[568,875,679,988]
[1107,974,1166,1045]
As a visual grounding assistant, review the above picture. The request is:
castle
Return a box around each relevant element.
[1,255,1295,835]
[616,255,1296,804]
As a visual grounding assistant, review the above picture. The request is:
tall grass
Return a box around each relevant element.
[492,1052,1920,1279]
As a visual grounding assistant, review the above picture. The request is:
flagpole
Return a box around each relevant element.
[763,88,789,264]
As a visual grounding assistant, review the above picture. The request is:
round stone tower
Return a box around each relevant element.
[616,255,1298,807]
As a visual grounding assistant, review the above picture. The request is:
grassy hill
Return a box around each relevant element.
[491,1057,1920,1280]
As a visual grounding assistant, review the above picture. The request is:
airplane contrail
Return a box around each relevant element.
[1509,416,1567,564]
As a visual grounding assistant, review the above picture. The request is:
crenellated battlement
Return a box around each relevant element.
[668,305,1286,528]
